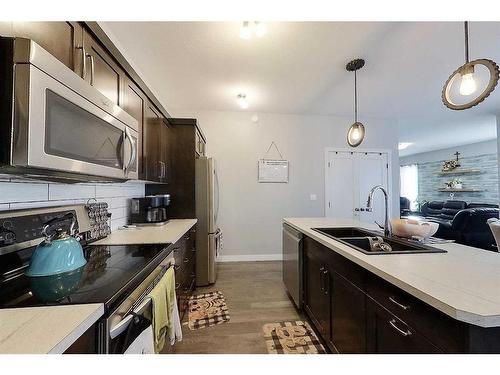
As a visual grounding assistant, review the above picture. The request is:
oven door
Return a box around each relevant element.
[12,64,138,180]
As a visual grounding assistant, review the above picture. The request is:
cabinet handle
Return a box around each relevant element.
[322,269,330,295]
[158,161,163,179]
[388,319,412,337]
[389,296,411,311]
[86,53,95,86]
[319,266,325,292]
[174,265,181,271]
[183,257,190,264]
[175,282,181,290]
[77,46,86,79]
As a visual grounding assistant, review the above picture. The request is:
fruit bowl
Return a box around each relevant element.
[391,219,439,239]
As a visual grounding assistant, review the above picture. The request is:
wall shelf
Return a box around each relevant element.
[439,168,481,175]
[437,188,484,192]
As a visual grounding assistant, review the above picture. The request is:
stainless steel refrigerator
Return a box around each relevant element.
[195,157,221,286]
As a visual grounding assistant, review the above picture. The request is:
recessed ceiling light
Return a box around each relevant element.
[398,142,413,150]
[239,21,251,40]
[237,94,249,109]
[239,21,267,39]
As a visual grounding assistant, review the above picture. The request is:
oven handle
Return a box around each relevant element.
[109,254,175,340]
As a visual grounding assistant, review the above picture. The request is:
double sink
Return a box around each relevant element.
[312,227,446,255]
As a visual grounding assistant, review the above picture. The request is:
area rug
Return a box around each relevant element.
[262,321,326,354]
[187,291,230,330]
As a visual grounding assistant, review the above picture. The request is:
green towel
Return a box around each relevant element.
[147,267,175,353]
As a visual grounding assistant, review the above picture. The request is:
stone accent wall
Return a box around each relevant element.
[410,153,498,205]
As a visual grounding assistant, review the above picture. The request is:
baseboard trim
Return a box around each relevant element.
[217,254,282,262]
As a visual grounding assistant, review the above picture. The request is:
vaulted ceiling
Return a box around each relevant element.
[100,21,500,155]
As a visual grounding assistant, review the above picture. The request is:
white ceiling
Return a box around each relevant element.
[100,21,500,155]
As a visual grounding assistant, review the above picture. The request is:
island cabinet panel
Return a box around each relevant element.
[303,237,331,344]
[330,271,366,353]
[301,235,500,354]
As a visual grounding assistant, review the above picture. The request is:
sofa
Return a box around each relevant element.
[417,200,499,251]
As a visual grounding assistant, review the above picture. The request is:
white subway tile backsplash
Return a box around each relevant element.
[49,184,96,201]
[0,182,49,204]
[9,200,77,210]
[0,178,145,224]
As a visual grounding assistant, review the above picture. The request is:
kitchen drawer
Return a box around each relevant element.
[366,273,465,352]
[366,297,443,354]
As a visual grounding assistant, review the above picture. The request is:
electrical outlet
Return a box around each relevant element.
[310,194,317,201]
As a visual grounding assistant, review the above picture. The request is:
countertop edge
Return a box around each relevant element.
[283,218,500,328]
[48,304,105,354]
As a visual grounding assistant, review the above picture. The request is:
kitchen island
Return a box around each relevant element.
[284,217,500,353]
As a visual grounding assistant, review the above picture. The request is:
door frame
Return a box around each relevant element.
[324,147,394,218]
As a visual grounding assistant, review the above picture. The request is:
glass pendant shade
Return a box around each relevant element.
[442,22,499,110]
[347,122,365,147]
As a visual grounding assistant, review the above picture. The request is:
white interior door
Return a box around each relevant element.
[325,152,355,219]
[325,151,389,224]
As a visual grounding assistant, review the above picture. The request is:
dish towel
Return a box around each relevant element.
[166,267,183,345]
[124,325,155,354]
[147,267,182,353]
[147,270,170,353]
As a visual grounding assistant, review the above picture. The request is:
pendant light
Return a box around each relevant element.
[442,22,499,110]
[346,59,366,147]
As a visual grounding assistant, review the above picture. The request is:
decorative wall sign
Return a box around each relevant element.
[258,141,289,183]
[258,159,289,183]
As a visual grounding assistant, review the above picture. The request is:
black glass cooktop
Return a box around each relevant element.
[0,243,172,312]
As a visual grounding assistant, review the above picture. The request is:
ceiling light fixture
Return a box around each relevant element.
[239,22,267,39]
[346,59,366,148]
[237,94,249,109]
[239,21,251,40]
[398,142,413,151]
[442,21,499,110]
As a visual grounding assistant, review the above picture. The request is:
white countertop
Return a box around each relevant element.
[284,217,500,328]
[92,219,197,246]
[0,304,104,354]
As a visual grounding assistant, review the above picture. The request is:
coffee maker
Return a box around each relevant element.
[129,194,171,225]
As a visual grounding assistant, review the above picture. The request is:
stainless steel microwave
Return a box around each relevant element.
[0,37,138,182]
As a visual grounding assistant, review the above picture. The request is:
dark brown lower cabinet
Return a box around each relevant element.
[331,271,366,353]
[304,243,331,343]
[302,235,500,354]
[366,297,442,353]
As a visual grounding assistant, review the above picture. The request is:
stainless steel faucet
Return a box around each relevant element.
[366,185,392,237]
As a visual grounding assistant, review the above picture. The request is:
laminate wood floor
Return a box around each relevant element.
[171,261,303,354]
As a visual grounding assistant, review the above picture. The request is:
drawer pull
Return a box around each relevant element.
[175,282,181,290]
[389,319,412,337]
[184,257,190,263]
[389,296,411,311]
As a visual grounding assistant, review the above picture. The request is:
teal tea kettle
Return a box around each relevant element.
[26,212,87,277]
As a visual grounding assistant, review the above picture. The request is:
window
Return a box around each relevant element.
[400,164,419,211]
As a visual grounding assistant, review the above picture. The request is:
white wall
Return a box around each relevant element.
[0,175,145,230]
[173,109,399,261]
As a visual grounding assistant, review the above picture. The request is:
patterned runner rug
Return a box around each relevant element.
[262,321,326,354]
[187,291,230,330]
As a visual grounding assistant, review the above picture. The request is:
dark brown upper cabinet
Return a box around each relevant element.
[143,101,171,183]
[122,77,146,176]
[82,29,124,106]
[11,22,84,75]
